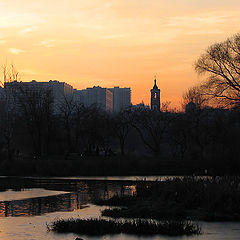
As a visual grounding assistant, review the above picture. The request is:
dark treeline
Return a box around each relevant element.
[0,82,240,176]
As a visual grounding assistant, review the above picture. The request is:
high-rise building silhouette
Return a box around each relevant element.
[150,78,160,111]
[4,80,73,113]
[74,86,113,112]
[108,87,131,112]
[3,80,130,113]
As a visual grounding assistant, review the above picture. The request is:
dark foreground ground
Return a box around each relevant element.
[0,154,238,176]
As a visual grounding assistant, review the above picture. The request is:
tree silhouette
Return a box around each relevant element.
[14,84,54,157]
[131,109,174,156]
[195,33,240,109]
[182,85,208,110]
[0,64,20,160]
[111,110,131,156]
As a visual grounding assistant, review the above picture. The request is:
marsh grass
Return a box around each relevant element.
[48,218,201,236]
[97,177,240,221]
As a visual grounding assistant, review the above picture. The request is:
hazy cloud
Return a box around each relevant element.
[72,23,103,30]
[162,11,237,30]
[9,48,25,55]
[0,13,44,28]
[37,40,56,48]
[102,34,127,39]
[19,26,39,35]
[186,30,224,35]
[20,69,37,75]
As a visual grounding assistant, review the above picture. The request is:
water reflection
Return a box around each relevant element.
[0,180,135,217]
[0,192,87,217]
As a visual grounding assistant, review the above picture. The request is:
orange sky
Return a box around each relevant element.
[0,0,240,108]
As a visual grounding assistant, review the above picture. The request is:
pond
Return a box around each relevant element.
[0,177,239,240]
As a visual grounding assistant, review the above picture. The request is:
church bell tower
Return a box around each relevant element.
[150,77,160,111]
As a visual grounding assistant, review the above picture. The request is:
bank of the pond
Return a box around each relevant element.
[0,154,235,177]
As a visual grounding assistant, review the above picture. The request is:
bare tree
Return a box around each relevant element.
[72,102,85,151]
[0,64,19,87]
[170,114,189,161]
[195,33,240,109]
[80,106,113,155]
[182,85,208,110]
[161,101,171,112]
[58,95,76,153]
[0,100,15,160]
[131,109,174,156]
[112,110,131,156]
[15,84,54,157]
[0,64,20,160]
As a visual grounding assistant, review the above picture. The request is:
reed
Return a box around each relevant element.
[48,218,201,236]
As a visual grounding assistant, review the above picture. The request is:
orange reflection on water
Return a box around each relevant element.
[0,193,87,217]
[0,182,136,217]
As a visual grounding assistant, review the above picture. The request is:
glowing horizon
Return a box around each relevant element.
[0,0,240,108]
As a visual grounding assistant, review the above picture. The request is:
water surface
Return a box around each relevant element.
[0,177,239,240]
[0,188,68,201]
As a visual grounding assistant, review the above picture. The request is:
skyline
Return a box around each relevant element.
[0,1,240,107]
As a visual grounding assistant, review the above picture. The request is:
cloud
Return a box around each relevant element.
[19,26,39,35]
[162,11,236,30]
[20,69,37,75]
[71,22,103,30]
[9,48,25,55]
[36,40,55,48]
[186,30,224,35]
[0,13,44,28]
[102,34,127,39]
[165,15,228,27]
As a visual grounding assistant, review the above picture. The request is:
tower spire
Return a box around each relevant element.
[153,76,158,89]
[150,76,160,111]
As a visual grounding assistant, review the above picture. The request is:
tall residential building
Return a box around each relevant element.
[150,78,160,111]
[4,80,73,113]
[73,89,88,106]
[108,87,131,112]
[74,86,113,112]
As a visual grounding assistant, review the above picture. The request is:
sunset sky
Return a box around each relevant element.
[0,0,240,107]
